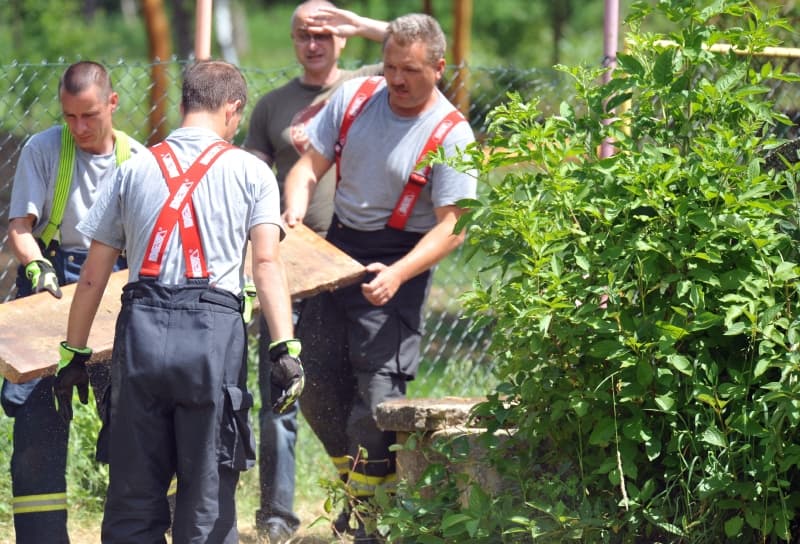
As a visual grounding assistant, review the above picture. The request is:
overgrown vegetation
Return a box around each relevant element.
[377,1,800,542]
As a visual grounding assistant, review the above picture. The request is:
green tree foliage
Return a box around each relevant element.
[382,0,800,541]
[1,0,143,62]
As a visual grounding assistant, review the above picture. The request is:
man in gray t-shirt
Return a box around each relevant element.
[283,13,477,542]
[3,61,145,544]
[242,1,387,540]
[62,60,301,543]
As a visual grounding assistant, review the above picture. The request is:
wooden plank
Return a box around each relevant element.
[0,223,364,383]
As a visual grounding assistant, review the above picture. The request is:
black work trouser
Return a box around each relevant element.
[101,280,255,544]
[296,218,430,485]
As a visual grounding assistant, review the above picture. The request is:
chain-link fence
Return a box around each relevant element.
[0,59,568,395]
[2,57,799,395]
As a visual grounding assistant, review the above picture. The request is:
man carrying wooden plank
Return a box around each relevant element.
[2,61,145,544]
[243,1,386,540]
[60,59,302,543]
[283,13,476,542]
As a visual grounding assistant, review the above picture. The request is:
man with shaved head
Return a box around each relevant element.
[244,2,387,541]
[3,60,145,543]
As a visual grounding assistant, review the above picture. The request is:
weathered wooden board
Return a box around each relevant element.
[0,223,364,383]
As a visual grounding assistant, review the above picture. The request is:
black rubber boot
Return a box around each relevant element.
[332,505,355,536]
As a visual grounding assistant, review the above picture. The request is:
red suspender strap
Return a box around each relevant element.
[335,76,383,186]
[386,109,466,230]
[141,140,233,278]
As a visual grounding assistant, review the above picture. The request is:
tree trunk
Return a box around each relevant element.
[449,0,472,119]
[82,0,97,20]
[173,0,193,61]
[141,0,172,144]
[550,0,572,66]
[215,0,239,63]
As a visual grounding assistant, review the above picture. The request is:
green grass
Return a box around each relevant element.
[0,325,496,539]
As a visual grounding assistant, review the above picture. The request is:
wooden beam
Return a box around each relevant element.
[0,224,365,383]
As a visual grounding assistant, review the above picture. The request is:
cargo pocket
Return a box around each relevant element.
[218,384,256,471]
[395,306,424,378]
[95,385,111,464]
[348,307,398,374]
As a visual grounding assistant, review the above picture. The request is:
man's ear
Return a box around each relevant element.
[225,99,241,121]
[108,92,120,113]
[224,100,243,129]
[434,58,446,82]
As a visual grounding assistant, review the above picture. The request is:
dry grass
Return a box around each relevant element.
[0,485,343,544]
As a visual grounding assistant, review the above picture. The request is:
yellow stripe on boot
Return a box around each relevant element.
[380,472,397,494]
[347,471,384,498]
[331,455,352,478]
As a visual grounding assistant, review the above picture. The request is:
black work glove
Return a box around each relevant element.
[53,341,92,423]
[268,339,305,414]
[25,258,63,299]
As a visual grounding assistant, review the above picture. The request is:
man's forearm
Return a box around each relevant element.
[255,259,294,342]
[283,150,330,226]
[8,216,44,265]
[66,241,119,348]
[391,215,465,284]
[356,16,389,42]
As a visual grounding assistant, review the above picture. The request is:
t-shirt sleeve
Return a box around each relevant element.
[248,157,285,239]
[307,82,350,161]
[8,133,51,224]
[128,138,148,155]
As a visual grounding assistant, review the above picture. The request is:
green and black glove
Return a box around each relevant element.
[268,338,305,414]
[25,259,62,299]
[242,281,257,323]
[53,341,91,423]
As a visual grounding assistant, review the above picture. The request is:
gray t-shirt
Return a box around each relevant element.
[8,125,146,251]
[243,65,381,235]
[79,127,282,294]
[307,77,476,233]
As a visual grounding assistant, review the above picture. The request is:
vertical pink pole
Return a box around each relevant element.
[601,0,619,159]
[195,0,213,60]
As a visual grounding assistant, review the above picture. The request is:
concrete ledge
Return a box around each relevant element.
[377,396,512,504]
[375,396,486,433]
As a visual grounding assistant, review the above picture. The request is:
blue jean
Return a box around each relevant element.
[256,315,300,533]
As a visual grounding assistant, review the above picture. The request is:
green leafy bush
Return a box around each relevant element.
[382,1,800,542]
